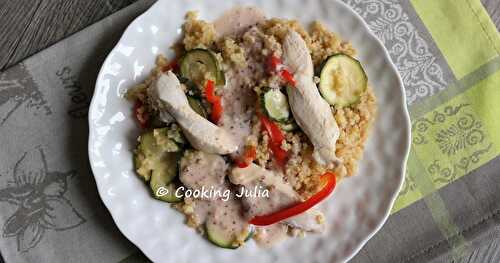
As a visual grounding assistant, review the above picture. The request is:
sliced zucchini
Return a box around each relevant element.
[279,121,298,132]
[179,49,225,86]
[179,77,202,98]
[262,88,290,122]
[187,96,208,118]
[206,221,253,249]
[205,201,253,249]
[319,54,367,106]
[150,179,183,203]
[155,125,186,146]
[244,227,255,242]
[134,127,183,182]
[206,223,238,249]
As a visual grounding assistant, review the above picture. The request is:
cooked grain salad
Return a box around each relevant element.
[126,6,376,248]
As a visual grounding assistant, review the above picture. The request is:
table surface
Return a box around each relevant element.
[0,0,498,262]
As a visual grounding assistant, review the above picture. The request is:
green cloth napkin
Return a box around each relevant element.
[349,0,500,261]
[394,0,500,213]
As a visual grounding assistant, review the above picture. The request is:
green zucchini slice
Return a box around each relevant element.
[262,88,290,122]
[319,54,367,106]
[206,220,253,249]
[187,96,208,118]
[205,200,253,249]
[134,127,184,203]
[279,121,298,132]
[150,179,183,203]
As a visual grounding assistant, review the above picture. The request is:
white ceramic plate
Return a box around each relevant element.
[88,0,411,262]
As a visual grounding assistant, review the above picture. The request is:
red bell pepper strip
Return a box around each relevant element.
[204,80,223,124]
[234,146,257,168]
[280,69,296,87]
[269,143,288,167]
[249,172,337,226]
[259,114,288,166]
[133,100,149,129]
[259,114,285,143]
[210,100,223,125]
[204,80,219,103]
[267,55,296,87]
[267,55,282,72]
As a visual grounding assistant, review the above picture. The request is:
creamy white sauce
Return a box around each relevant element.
[219,27,274,156]
[206,193,249,236]
[180,151,249,239]
[230,164,299,218]
[214,6,266,38]
[192,184,249,241]
[179,150,227,192]
[220,67,256,156]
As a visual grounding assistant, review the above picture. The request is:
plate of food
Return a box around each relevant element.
[88,0,411,262]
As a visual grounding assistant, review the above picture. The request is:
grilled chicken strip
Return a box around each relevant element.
[230,163,325,233]
[282,31,341,168]
[151,72,238,154]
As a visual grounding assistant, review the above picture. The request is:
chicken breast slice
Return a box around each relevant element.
[230,163,298,204]
[151,72,238,154]
[230,163,325,233]
[214,6,266,38]
[282,31,341,168]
